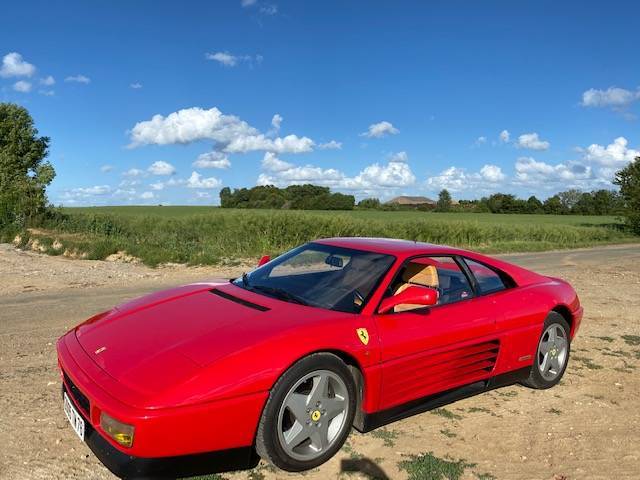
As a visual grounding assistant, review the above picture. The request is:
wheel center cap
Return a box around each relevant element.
[311,410,321,422]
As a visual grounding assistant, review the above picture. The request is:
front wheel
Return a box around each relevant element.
[255,353,357,471]
[522,312,571,389]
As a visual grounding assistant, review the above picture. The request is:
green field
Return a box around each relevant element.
[61,206,620,225]
[10,206,633,266]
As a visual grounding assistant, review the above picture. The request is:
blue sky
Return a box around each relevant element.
[1,0,639,205]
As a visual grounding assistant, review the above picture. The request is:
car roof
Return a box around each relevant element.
[314,237,458,256]
[314,237,546,287]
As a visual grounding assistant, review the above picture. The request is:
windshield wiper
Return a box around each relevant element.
[250,285,309,306]
[241,272,250,288]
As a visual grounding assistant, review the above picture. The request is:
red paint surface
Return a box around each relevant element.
[57,238,582,458]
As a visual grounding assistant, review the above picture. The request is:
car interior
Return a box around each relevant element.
[388,257,473,312]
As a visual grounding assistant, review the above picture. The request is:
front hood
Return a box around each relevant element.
[75,282,306,398]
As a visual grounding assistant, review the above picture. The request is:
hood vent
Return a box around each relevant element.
[210,289,270,311]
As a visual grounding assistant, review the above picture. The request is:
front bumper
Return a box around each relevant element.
[57,332,267,476]
[63,385,258,479]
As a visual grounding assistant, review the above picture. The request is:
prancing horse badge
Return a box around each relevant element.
[356,328,369,345]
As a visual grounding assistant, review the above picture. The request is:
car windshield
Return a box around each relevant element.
[233,243,395,313]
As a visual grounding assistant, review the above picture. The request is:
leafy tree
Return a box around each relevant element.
[557,189,582,212]
[436,189,452,212]
[357,197,381,209]
[613,157,640,234]
[0,103,54,230]
[525,195,544,214]
[573,192,596,215]
[543,195,566,215]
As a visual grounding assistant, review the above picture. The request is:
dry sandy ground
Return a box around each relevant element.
[1,244,639,480]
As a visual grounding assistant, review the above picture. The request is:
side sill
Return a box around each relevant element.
[354,367,531,433]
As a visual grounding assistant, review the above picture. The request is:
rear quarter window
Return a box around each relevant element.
[464,258,509,295]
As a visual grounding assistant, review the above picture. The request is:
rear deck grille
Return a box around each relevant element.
[63,371,90,415]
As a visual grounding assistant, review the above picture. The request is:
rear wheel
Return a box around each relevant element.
[255,353,356,471]
[522,312,570,389]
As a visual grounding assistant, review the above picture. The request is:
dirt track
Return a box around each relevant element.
[1,244,639,480]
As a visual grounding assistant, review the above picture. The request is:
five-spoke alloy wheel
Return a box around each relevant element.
[522,311,571,389]
[256,353,357,471]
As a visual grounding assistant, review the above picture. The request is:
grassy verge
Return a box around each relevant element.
[4,207,637,266]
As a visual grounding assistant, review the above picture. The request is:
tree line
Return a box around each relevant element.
[220,184,355,210]
[429,189,625,215]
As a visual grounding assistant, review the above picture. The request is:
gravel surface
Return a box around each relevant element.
[1,243,639,480]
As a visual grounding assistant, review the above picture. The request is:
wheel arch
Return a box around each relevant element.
[551,304,574,336]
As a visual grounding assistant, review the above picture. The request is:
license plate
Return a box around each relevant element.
[63,392,85,441]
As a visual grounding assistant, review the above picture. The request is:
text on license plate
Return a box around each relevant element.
[63,392,85,441]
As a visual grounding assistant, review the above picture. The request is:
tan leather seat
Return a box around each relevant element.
[393,263,439,312]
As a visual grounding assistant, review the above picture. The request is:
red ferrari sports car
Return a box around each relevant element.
[57,237,582,479]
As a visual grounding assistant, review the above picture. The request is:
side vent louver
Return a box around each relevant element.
[384,340,500,407]
[210,289,270,311]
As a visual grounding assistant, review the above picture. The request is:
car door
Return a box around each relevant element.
[374,256,502,411]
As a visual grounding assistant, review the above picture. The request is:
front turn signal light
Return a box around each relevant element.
[100,412,135,448]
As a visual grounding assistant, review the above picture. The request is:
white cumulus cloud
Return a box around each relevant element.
[499,130,510,143]
[123,168,145,177]
[581,87,640,109]
[361,121,399,138]
[271,113,282,131]
[130,82,143,89]
[262,152,293,172]
[516,132,550,151]
[580,137,640,167]
[128,107,314,154]
[205,52,263,67]
[480,164,506,182]
[13,80,31,93]
[100,165,114,173]
[0,52,35,78]
[147,161,176,176]
[65,74,91,84]
[258,153,416,196]
[388,151,408,163]
[514,157,592,187]
[427,164,506,192]
[193,151,231,169]
[186,171,222,189]
[318,140,342,150]
[40,75,55,86]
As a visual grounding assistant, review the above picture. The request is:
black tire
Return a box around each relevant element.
[521,311,571,389]
[255,352,357,471]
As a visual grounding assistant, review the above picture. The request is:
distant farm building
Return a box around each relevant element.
[386,196,436,208]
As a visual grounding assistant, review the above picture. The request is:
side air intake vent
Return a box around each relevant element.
[384,340,500,408]
[210,289,270,311]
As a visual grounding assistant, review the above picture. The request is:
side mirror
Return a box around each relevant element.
[378,285,438,314]
[257,255,271,267]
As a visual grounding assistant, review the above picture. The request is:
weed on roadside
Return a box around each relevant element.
[475,473,497,480]
[440,428,457,438]
[621,335,640,346]
[591,335,615,343]
[467,406,491,414]
[572,355,603,370]
[370,428,399,447]
[398,452,475,480]
[430,408,463,421]
[341,440,364,460]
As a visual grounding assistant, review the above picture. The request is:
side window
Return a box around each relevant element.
[464,258,507,295]
[391,256,473,309]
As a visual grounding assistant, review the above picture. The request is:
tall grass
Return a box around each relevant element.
[24,209,635,266]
